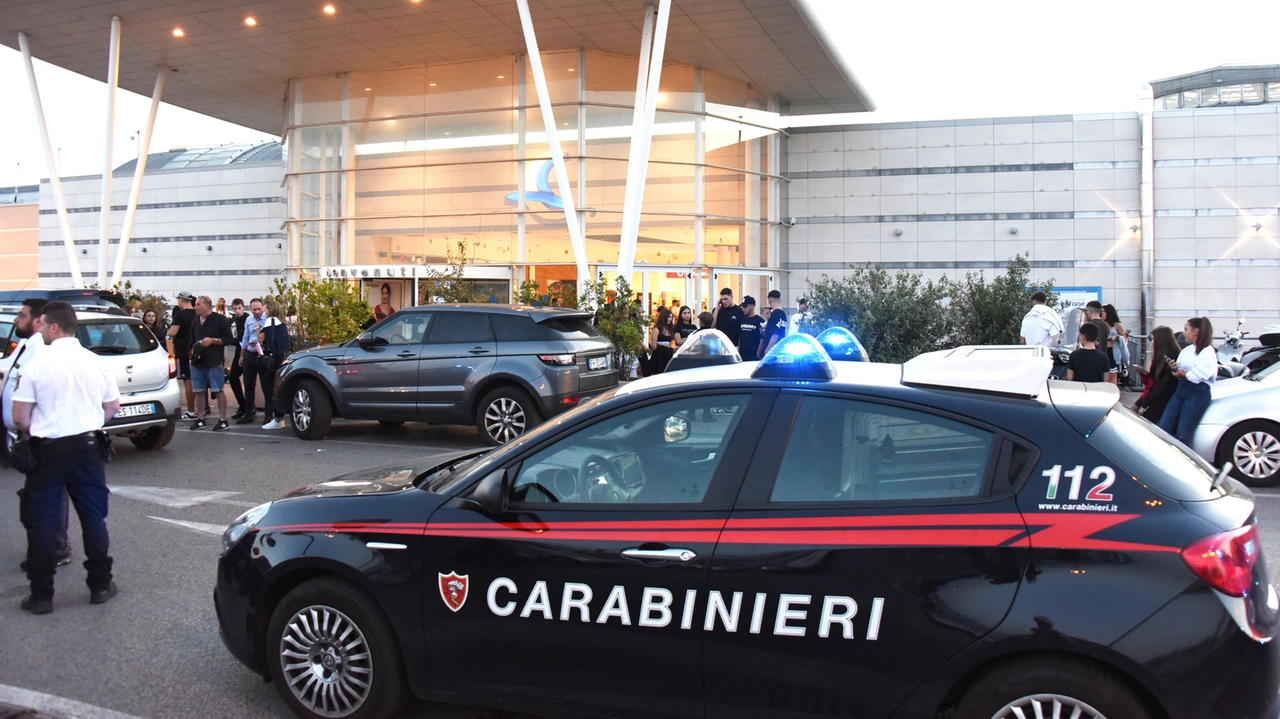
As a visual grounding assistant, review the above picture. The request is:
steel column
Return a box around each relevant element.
[112,67,167,287]
[98,15,122,287]
[18,32,83,287]
[616,0,672,281]
[1138,90,1155,350]
[514,0,588,285]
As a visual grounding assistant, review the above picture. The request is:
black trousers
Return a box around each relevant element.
[18,486,70,559]
[243,353,278,416]
[25,433,113,598]
[227,346,245,408]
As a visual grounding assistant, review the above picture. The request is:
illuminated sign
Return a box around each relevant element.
[505,159,563,210]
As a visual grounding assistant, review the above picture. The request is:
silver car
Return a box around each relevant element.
[1192,360,1280,486]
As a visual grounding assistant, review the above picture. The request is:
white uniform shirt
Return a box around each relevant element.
[1176,344,1218,385]
[2,333,46,433]
[11,336,121,439]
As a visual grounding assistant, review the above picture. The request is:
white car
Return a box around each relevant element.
[1192,360,1280,486]
[2,307,181,450]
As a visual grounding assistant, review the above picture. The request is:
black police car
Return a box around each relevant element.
[215,336,1280,719]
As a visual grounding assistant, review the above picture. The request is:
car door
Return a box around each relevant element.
[417,312,497,419]
[336,313,432,419]
[422,389,774,718]
[703,391,1032,719]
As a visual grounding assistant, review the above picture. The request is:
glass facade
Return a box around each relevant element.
[285,50,783,313]
[1158,81,1280,109]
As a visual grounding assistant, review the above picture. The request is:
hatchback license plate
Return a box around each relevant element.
[588,356,609,371]
[115,403,155,419]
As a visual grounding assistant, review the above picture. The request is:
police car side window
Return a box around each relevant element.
[510,394,750,506]
[770,396,994,503]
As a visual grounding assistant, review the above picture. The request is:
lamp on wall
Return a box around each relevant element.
[1009,227,1019,235]
[1254,222,1264,232]
[893,228,903,236]
[141,247,148,253]
[1130,224,1140,233]
[206,245,213,251]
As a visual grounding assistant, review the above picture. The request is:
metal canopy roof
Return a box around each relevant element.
[0,0,874,135]
[1150,64,1280,98]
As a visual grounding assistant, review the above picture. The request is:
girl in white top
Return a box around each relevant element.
[1158,316,1216,445]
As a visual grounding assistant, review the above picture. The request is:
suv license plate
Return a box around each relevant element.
[588,356,609,371]
[115,403,155,419]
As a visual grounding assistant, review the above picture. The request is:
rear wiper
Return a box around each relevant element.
[90,345,129,354]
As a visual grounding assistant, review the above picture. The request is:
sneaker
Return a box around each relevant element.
[235,414,257,425]
[21,595,53,614]
[213,420,230,432]
[231,409,245,420]
[190,419,207,430]
[90,581,118,605]
[262,419,285,430]
[180,411,198,420]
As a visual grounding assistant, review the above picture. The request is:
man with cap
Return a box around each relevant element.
[167,293,198,419]
[737,296,765,361]
[761,290,789,356]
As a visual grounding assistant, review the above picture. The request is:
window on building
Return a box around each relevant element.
[1201,87,1221,106]
[1243,83,1265,103]
[1220,85,1242,104]
[1267,83,1280,102]
[1161,95,1181,109]
[1182,90,1200,108]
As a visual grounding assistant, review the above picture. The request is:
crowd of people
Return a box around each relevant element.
[1020,294,1218,445]
[140,294,292,432]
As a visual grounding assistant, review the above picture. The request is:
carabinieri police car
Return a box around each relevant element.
[215,335,1280,719]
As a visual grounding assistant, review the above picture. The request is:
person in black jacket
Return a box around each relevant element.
[1134,326,1180,424]
[258,298,292,430]
[226,299,249,420]
[188,296,237,431]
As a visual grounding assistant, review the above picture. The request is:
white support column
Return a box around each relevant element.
[18,32,83,288]
[617,5,656,288]
[767,98,781,272]
[112,67,167,287]
[98,15,122,287]
[576,49,587,247]
[516,55,527,283]
[341,73,356,265]
[617,1,672,282]
[693,69,704,313]
[1138,86,1156,345]
[514,0,589,285]
[287,80,303,279]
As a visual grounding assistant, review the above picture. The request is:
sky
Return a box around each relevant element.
[3,0,1280,186]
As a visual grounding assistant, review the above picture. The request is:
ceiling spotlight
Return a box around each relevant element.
[322,4,336,15]
[429,82,437,87]
[364,87,372,91]
[172,27,185,37]
[497,75,505,79]
[567,68,575,72]
[244,16,257,26]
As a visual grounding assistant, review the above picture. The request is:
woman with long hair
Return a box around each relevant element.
[1158,316,1217,445]
[674,305,698,346]
[1103,304,1130,383]
[647,307,678,375]
[216,297,228,316]
[1134,326,1180,424]
[141,308,167,343]
[259,298,291,430]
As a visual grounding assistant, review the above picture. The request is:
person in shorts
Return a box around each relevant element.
[167,294,198,419]
[188,296,236,431]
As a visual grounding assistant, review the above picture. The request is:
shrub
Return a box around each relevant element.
[579,277,649,379]
[807,264,953,364]
[948,255,1057,346]
[272,276,372,347]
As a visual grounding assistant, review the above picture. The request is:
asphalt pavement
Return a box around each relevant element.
[2,406,1280,719]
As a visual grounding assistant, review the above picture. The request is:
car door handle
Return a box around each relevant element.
[691,452,717,464]
[396,351,416,358]
[468,347,490,355]
[622,548,697,562]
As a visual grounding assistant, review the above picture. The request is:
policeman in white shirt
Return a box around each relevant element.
[1019,291,1065,348]
[1,298,71,571]
[11,301,122,614]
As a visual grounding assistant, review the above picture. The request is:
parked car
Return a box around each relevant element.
[0,288,123,310]
[1192,359,1280,486]
[273,305,619,444]
[1,307,180,450]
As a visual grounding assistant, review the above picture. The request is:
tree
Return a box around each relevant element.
[948,255,1057,347]
[418,240,474,304]
[806,264,953,364]
[579,277,649,380]
[272,276,372,347]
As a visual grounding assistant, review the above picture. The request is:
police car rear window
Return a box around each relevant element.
[78,321,159,356]
[1087,407,1222,502]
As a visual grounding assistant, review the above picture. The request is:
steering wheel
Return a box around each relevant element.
[580,454,627,503]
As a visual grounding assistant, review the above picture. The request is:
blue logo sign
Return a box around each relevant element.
[505,160,564,210]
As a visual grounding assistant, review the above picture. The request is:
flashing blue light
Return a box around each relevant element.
[751,334,836,381]
[816,327,870,362]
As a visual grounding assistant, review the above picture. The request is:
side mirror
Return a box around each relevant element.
[471,469,510,513]
[355,332,376,348]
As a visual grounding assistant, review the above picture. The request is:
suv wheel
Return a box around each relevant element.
[129,420,176,450]
[291,380,334,441]
[476,387,541,446]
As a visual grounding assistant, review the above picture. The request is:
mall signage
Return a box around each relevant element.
[321,265,430,279]
[666,269,711,279]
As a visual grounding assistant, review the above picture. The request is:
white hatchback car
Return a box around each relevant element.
[1192,360,1280,487]
[2,307,181,450]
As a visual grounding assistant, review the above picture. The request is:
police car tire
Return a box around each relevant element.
[476,387,541,446]
[1219,420,1280,487]
[266,577,407,719]
[129,420,175,450]
[952,656,1151,719]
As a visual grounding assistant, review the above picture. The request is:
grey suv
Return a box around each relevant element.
[273,305,618,444]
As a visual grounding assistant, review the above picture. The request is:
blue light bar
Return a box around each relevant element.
[816,327,869,362]
[751,334,836,381]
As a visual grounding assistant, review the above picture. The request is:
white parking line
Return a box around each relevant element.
[192,423,482,452]
[0,683,144,719]
[149,516,228,536]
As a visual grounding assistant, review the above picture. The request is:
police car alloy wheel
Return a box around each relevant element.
[266,578,406,719]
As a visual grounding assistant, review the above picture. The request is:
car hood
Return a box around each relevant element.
[1212,376,1269,400]
[284,449,487,499]
[289,342,348,359]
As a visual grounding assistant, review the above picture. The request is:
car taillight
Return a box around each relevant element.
[168,355,177,379]
[539,354,576,366]
[1181,524,1260,597]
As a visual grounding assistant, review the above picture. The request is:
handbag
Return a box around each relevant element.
[7,434,37,474]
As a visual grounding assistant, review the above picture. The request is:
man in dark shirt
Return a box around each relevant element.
[1066,322,1115,384]
[227,299,249,420]
[188,296,237,431]
[737,296,765,361]
[712,287,743,346]
[167,294,198,419]
[761,290,789,356]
